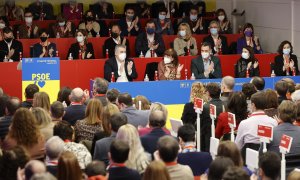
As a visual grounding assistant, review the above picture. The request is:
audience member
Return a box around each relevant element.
[18,10,39,39]
[207,157,235,180]
[215,8,232,34]
[143,160,171,180]
[263,89,279,118]
[274,40,299,76]
[203,20,229,55]
[103,23,130,58]
[33,92,51,112]
[21,84,39,108]
[275,80,289,104]
[116,124,150,174]
[27,0,54,20]
[118,7,141,37]
[53,121,92,169]
[0,17,8,41]
[45,136,64,177]
[220,76,235,105]
[91,0,114,19]
[156,136,194,180]
[50,101,65,123]
[158,48,184,80]
[177,124,212,176]
[222,167,250,180]
[0,27,23,62]
[49,15,76,38]
[0,0,24,21]
[0,94,9,117]
[57,151,83,180]
[108,140,141,180]
[79,10,100,37]
[153,7,174,35]
[292,90,300,102]
[135,20,166,57]
[63,0,83,20]
[295,101,300,126]
[104,45,138,82]
[92,77,109,106]
[106,88,120,104]
[30,172,56,180]
[24,160,47,180]
[181,6,205,34]
[67,29,95,59]
[251,76,265,91]
[133,95,151,110]
[237,23,263,54]
[31,107,54,141]
[236,46,260,78]
[258,152,281,180]
[174,23,198,56]
[151,0,179,18]
[94,112,128,166]
[32,29,56,58]
[241,82,257,113]
[136,1,151,18]
[85,160,107,179]
[57,86,72,106]
[191,42,222,79]
[63,87,86,126]
[282,77,296,100]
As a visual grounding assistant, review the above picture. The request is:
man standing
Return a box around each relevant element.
[220,76,235,105]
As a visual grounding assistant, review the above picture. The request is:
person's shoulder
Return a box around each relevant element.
[192,55,201,62]
[212,55,221,61]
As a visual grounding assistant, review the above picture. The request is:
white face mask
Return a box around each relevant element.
[163,56,172,64]
[201,52,210,59]
[59,22,66,27]
[76,36,84,43]
[0,23,5,29]
[283,48,291,55]
[179,30,186,37]
[218,15,225,21]
[190,14,198,21]
[25,17,33,24]
[118,53,126,61]
[159,14,166,20]
[242,52,249,59]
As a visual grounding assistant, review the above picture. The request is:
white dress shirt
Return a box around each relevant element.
[116,60,129,82]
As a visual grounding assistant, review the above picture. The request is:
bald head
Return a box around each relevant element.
[70,87,84,103]
[45,136,65,160]
[221,76,235,92]
[149,110,166,128]
[25,160,46,180]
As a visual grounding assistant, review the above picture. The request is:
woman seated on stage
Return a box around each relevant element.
[237,23,263,54]
[32,29,56,58]
[236,46,260,78]
[174,23,198,56]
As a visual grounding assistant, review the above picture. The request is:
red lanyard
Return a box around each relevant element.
[110,163,126,168]
[64,139,71,143]
[165,162,177,166]
[95,94,105,97]
[249,112,266,117]
[71,102,82,105]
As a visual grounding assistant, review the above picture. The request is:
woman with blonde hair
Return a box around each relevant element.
[174,23,198,56]
[74,99,104,143]
[31,107,55,141]
[57,151,83,180]
[133,95,151,110]
[33,92,50,112]
[116,124,150,174]
[2,108,45,160]
[181,81,208,125]
[143,160,171,180]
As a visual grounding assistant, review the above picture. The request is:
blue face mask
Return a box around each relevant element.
[283,48,291,55]
[210,28,218,35]
[146,28,155,35]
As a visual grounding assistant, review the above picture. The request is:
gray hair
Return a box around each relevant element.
[93,77,109,94]
[114,44,126,54]
[45,136,65,160]
[292,90,300,102]
[221,76,235,90]
[70,87,84,102]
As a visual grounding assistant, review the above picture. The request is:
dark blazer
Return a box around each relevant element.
[181,17,207,34]
[181,102,197,126]
[274,54,299,76]
[93,132,116,166]
[0,116,12,140]
[32,42,57,57]
[135,32,165,57]
[108,167,141,180]
[91,2,114,19]
[268,123,300,155]
[118,17,141,37]
[66,42,95,60]
[141,128,168,155]
[151,1,179,18]
[103,37,130,58]
[191,55,222,79]
[203,35,229,54]
[63,104,86,126]
[104,57,138,82]
[178,152,212,176]
[153,18,174,35]
[0,39,23,62]
[200,98,224,152]
[236,58,260,78]
[47,165,58,177]
[28,1,54,20]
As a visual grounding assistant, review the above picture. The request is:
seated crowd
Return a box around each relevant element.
[0,75,300,179]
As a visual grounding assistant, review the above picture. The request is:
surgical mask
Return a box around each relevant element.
[5,37,13,43]
[118,53,126,61]
[242,52,249,59]
[201,52,210,59]
[127,14,134,20]
[210,28,218,35]
[179,30,186,37]
[111,32,119,39]
[283,48,291,55]
[40,36,47,42]
[86,16,94,22]
[163,56,172,64]
[76,36,84,43]
[244,30,252,37]
[190,14,198,21]
[159,14,166,20]
[0,23,6,29]
[58,22,65,27]
[218,15,225,21]
[146,28,155,35]
[25,17,33,24]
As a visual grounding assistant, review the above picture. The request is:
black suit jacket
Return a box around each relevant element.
[0,39,23,62]
[203,35,229,55]
[181,102,197,125]
[236,58,260,78]
[150,1,179,18]
[191,55,222,79]
[274,54,299,76]
[135,32,165,57]
[108,167,140,180]
[103,37,130,58]
[118,17,141,37]
[91,2,114,19]
[140,128,168,155]
[32,42,57,57]
[66,42,95,60]
[28,2,54,20]
[104,57,138,82]
[63,104,86,126]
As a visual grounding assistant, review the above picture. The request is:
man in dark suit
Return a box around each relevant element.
[203,20,229,55]
[200,83,224,152]
[135,19,166,57]
[141,110,168,155]
[191,42,222,79]
[0,27,23,62]
[108,140,141,180]
[104,44,138,82]
[103,23,130,58]
[21,84,39,108]
[93,113,127,166]
[118,7,140,37]
[63,87,87,126]
[117,93,149,128]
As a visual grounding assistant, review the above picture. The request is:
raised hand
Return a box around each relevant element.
[87,52,92,59]
[247,61,252,69]
[253,61,259,69]
[127,61,133,72]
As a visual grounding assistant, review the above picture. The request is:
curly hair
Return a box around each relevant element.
[189,82,208,103]
[8,108,41,147]
[277,40,293,55]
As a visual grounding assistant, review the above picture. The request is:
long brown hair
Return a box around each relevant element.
[143,161,171,180]
[8,108,42,147]
[33,92,50,112]
[57,151,82,180]
[217,141,243,167]
[85,98,103,125]
[102,103,120,135]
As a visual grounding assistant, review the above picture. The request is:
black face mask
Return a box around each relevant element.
[40,37,47,42]
[5,37,13,43]
[111,32,119,39]
[86,16,94,22]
